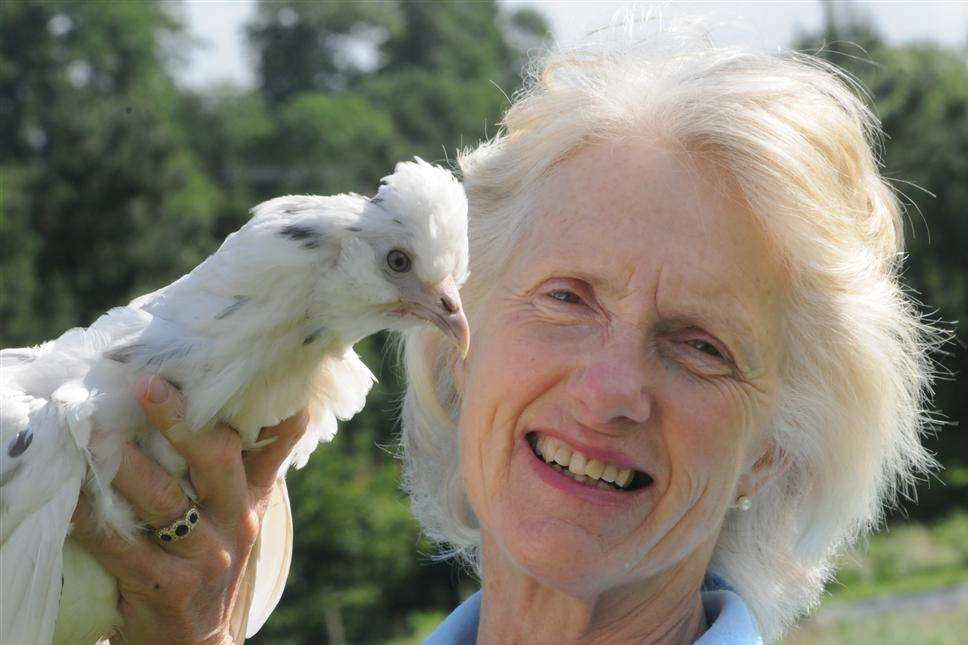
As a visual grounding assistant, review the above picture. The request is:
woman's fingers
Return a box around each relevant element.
[110,443,220,558]
[112,443,191,528]
[243,410,310,491]
[73,496,237,645]
[72,378,273,645]
[136,376,246,515]
[136,375,185,434]
[70,495,170,585]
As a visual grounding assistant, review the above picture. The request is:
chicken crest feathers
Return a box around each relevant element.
[373,157,469,285]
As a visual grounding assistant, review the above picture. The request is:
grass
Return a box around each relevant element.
[783,512,968,644]
[826,511,968,599]
[824,566,968,602]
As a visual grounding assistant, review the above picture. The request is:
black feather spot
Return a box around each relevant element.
[302,240,320,249]
[146,347,192,367]
[106,344,191,367]
[7,429,33,457]
[344,226,362,233]
[1,351,34,364]
[278,225,321,242]
[105,344,141,363]
[104,350,129,363]
[303,327,325,345]
[392,218,402,225]
[370,197,384,205]
[215,295,249,320]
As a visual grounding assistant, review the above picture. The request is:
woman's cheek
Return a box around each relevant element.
[457,314,543,454]
[458,309,584,508]
[472,309,583,391]
[660,386,748,473]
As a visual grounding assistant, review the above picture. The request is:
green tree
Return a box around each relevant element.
[246,0,550,164]
[248,1,403,106]
[0,0,220,346]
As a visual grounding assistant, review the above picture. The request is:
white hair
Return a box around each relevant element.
[398,18,941,642]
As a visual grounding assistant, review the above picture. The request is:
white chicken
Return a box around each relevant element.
[0,158,469,644]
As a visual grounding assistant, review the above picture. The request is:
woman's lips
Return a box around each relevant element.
[524,432,653,505]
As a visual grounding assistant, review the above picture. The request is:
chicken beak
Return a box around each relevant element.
[408,277,470,358]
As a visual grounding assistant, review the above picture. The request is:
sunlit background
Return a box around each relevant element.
[1,1,966,643]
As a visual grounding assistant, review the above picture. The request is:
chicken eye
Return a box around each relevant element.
[549,289,583,305]
[686,339,723,359]
[387,249,412,273]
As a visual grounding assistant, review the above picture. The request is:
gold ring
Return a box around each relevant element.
[154,505,200,544]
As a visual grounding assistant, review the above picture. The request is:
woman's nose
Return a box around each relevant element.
[565,355,653,428]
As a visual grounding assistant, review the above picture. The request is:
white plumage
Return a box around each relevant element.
[0,158,469,644]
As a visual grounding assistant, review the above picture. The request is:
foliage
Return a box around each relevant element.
[831,512,968,598]
[0,0,219,344]
[247,0,402,105]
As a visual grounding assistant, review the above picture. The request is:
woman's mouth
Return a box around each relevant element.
[526,431,653,492]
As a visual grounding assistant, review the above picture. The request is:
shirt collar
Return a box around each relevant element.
[423,574,762,645]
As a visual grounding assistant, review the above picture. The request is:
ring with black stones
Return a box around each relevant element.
[154,505,201,544]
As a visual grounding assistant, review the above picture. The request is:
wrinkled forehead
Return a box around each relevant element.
[506,140,788,356]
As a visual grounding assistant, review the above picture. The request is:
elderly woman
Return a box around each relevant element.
[73,25,938,644]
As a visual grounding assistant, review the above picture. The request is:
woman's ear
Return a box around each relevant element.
[735,439,791,500]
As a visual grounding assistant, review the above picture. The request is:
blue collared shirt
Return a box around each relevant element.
[424,575,762,644]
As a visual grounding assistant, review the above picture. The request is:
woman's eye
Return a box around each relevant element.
[548,289,584,305]
[685,339,724,359]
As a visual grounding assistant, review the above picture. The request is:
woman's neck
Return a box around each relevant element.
[476,539,710,645]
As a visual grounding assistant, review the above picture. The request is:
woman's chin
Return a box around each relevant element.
[491,512,634,595]
[473,452,656,593]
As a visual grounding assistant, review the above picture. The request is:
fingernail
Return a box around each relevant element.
[135,375,149,399]
[146,376,169,404]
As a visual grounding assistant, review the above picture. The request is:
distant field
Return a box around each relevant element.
[828,513,968,598]
[784,512,968,644]
[785,605,968,644]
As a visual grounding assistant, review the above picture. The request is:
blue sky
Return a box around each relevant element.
[177,1,968,89]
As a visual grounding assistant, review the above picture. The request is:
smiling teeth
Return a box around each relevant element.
[584,459,605,479]
[568,452,587,476]
[553,445,572,467]
[535,435,637,490]
[615,469,633,487]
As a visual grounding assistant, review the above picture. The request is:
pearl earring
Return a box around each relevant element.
[735,495,752,511]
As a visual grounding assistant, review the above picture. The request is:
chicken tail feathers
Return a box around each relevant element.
[1,384,108,645]
[231,477,293,640]
[1,469,85,645]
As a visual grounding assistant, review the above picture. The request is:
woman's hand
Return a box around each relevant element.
[70,376,308,644]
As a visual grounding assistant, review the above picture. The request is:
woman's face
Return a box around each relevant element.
[457,139,788,598]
